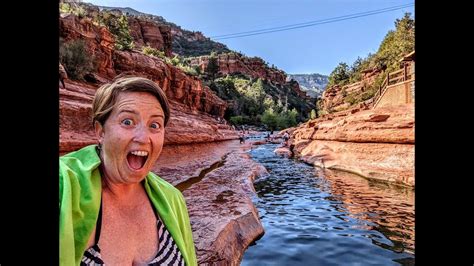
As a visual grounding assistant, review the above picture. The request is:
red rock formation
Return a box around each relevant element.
[181,153,265,265]
[291,105,414,187]
[287,78,310,99]
[59,15,235,154]
[113,50,227,116]
[321,68,383,113]
[190,53,287,85]
[60,14,116,78]
[60,80,237,154]
[128,17,172,56]
[59,80,97,154]
[154,141,266,265]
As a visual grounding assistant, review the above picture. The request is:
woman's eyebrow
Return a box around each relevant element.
[118,109,138,115]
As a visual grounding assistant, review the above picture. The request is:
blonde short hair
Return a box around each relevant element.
[92,76,170,126]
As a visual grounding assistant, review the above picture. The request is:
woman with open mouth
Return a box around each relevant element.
[59,76,197,266]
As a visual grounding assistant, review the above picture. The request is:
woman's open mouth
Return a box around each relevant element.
[127,150,149,170]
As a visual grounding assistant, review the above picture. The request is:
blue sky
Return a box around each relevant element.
[85,0,414,76]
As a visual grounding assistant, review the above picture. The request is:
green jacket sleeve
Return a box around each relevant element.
[59,145,102,266]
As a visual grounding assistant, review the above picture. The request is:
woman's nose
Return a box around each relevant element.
[132,124,151,143]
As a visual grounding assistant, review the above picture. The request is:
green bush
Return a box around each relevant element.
[59,39,96,80]
[229,115,252,125]
[261,108,278,130]
[142,45,165,58]
[317,110,328,117]
[60,2,86,18]
[344,93,358,105]
[229,116,244,125]
[96,12,134,51]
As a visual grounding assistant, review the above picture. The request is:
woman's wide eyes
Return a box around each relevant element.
[121,119,133,126]
[120,119,160,129]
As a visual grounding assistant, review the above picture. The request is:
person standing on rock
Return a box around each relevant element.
[59,76,197,266]
[59,62,68,89]
[283,131,290,146]
[239,131,245,144]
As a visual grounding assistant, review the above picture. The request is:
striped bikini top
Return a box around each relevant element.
[81,200,185,266]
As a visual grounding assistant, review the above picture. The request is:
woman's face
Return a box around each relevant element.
[95,91,165,184]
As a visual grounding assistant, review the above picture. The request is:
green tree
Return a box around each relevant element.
[261,107,278,130]
[229,116,244,125]
[374,12,414,72]
[206,52,219,79]
[328,62,350,87]
[287,108,298,127]
[59,39,96,80]
[96,12,134,51]
[310,109,316,120]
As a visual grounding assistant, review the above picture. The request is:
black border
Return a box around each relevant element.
[2,1,58,264]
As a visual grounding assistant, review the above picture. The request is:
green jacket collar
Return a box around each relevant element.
[60,145,197,266]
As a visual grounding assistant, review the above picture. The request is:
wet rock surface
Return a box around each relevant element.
[156,141,267,265]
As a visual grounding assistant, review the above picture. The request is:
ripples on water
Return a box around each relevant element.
[241,143,415,266]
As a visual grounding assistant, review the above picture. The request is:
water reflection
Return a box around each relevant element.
[242,143,414,266]
[319,168,414,254]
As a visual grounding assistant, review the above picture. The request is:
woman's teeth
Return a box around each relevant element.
[131,151,148,156]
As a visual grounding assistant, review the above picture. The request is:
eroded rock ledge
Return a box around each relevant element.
[290,105,414,187]
[156,141,266,265]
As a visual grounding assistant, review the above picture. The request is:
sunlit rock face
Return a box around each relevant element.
[60,14,236,154]
[291,105,414,187]
[60,14,116,78]
[59,80,237,154]
[189,53,287,85]
[320,68,382,113]
[127,17,173,57]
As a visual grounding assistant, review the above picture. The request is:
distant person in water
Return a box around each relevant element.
[239,131,245,144]
[59,76,197,266]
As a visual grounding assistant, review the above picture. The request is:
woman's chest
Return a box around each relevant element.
[99,202,159,264]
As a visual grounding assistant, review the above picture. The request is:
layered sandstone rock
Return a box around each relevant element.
[155,141,266,265]
[113,50,227,117]
[60,14,227,115]
[189,53,287,85]
[321,68,382,113]
[60,15,236,154]
[128,17,172,56]
[59,80,237,154]
[291,105,414,187]
[60,14,116,78]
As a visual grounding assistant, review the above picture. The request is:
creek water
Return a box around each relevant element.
[241,141,414,266]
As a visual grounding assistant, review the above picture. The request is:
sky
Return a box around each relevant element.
[85,0,414,76]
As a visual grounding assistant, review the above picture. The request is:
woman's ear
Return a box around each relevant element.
[94,121,104,143]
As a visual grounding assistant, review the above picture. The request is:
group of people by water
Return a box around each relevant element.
[238,128,291,148]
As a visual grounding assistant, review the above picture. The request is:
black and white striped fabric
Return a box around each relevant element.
[81,202,185,265]
[148,220,185,265]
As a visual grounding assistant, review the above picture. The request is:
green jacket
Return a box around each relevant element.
[59,145,197,266]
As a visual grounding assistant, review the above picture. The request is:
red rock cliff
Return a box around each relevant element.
[190,53,287,85]
[128,17,172,57]
[60,14,236,154]
[60,14,116,78]
[290,104,414,187]
[321,68,382,113]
